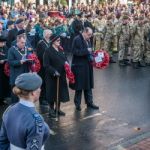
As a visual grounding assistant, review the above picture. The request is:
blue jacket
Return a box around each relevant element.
[0,101,50,150]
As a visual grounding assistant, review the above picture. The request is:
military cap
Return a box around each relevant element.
[15,73,42,91]
[122,15,129,20]
[15,18,24,24]
[138,16,144,20]
[7,20,14,26]
[0,36,6,42]
[17,29,25,36]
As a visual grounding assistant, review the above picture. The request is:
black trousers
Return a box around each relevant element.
[74,89,93,107]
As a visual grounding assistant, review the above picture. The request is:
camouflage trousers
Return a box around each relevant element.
[118,43,129,61]
[103,40,114,57]
[144,41,150,63]
[132,44,144,62]
[93,33,104,50]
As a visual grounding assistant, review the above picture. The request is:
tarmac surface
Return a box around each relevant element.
[0,63,150,150]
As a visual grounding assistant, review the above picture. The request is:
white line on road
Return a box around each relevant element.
[80,113,102,121]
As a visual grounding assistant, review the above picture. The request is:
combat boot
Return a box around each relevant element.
[123,59,131,65]
[119,60,126,66]
[139,61,146,67]
[132,62,139,69]
[110,57,116,63]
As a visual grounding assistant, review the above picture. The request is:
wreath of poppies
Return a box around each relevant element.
[27,53,41,73]
[4,53,41,76]
[92,49,110,69]
[64,63,75,84]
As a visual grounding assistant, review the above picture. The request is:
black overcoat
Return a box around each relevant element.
[8,46,30,86]
[69,34,94,90]
[36,39,49,79]
[0,46,10,98]
[43,46,69,103]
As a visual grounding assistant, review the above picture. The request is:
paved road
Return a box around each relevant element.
[0,63,150,150]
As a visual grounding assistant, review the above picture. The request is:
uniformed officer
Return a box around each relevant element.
[0,73,50,150]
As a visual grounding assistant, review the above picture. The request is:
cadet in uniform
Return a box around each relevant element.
[0,73,50,150]
[116,15,131,66]
[103,15,116,63]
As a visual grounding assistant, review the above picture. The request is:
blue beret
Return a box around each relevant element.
[15,73,42,91]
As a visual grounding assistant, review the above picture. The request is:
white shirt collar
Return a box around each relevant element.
[19,99,35,107]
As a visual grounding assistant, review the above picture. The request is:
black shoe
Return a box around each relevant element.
[55,109,66,116]
[49,109,56,118]
[76,106,81,111]
[87,103,99,110]
[133,62,139,69]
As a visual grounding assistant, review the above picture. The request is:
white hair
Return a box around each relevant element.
[43,29,52,38]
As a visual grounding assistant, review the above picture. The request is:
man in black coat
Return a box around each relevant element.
[36,29,52,105]
[7,19,24,48]
[70,27,99,111]
[0,36,10,105]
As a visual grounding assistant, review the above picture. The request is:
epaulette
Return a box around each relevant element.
[33,113,44,134]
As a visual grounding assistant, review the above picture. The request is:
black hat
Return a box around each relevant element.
[0,36,6,42]
[15,19,24,25]
[50,34,60,43]
[7,20,14,26]
[15,73,42,91]
[17,29,25,36]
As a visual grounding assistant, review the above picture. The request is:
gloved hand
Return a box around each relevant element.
[54,71,60,77]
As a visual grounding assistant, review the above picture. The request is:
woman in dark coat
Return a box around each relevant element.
[43,34,70,118]
[0,36,10,105]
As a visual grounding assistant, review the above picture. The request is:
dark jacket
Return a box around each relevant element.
[8,46,30,85]
[7,28,18,48]
[43,46,69,103]
[0,46,10,98]
[70,34,94,90]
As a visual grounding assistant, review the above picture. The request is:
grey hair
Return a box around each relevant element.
[43,29,52,38]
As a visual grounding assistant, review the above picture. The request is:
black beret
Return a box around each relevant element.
[15,73,42,91]
[17,29,25,36]
[0,36,6,42]
[7,20,14,26]
[15,19,24,25]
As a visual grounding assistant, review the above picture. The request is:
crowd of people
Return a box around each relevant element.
[0,1,150,149]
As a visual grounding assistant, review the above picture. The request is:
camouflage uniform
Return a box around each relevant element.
[103,16,116,62]
[143,19,150,65]
[130,17,145,68]
[93,17,106,50]
[116,16,131,65]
